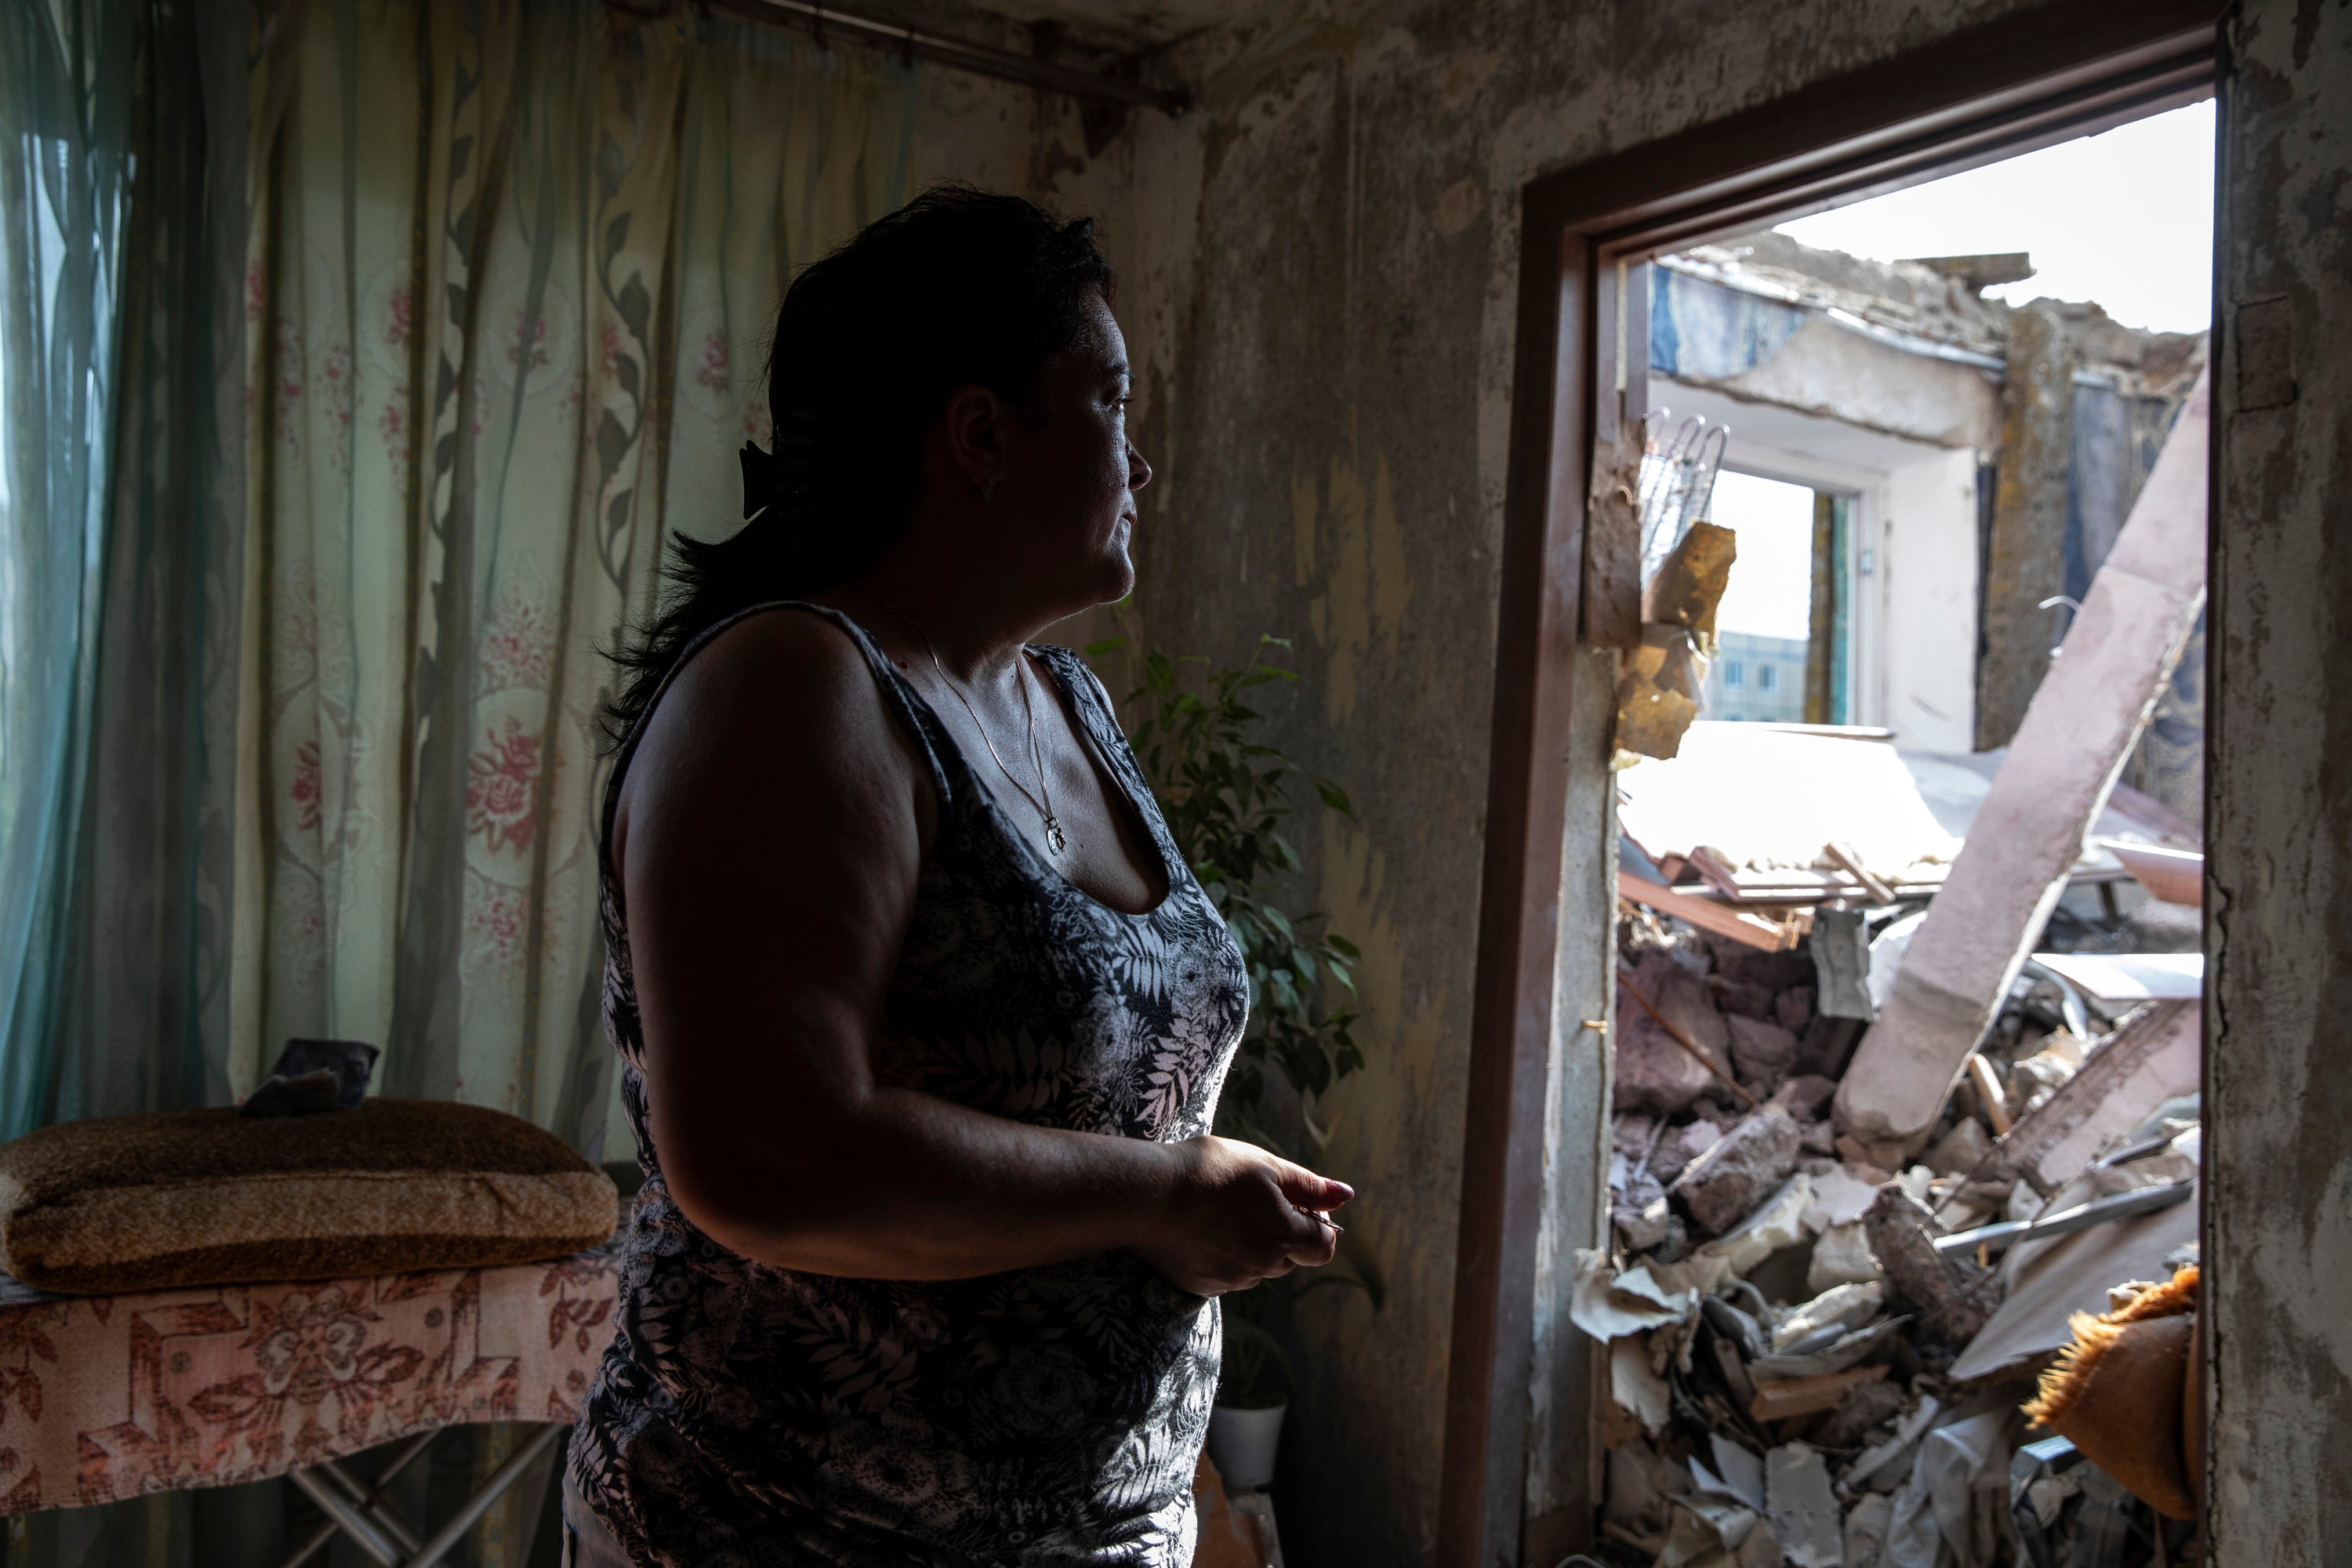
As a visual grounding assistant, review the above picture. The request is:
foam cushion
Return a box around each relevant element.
[0,1098,618,1294]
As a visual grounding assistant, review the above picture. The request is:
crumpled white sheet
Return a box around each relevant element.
[1610,1334,1672,1436]
[1570,1249,1696,1341]
[1883,1408,2016,1568]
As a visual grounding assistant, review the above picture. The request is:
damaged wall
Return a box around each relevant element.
[2207,0,2352,1556]
[886,0,2352,1558]
[1077,2,2132,1563]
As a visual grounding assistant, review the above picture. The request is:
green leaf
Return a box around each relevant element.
[1314,777,1356,815]
[1084,636,1127,658]
[1326,934,1361,960]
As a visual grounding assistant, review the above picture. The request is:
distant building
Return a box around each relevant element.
[1647,230,2205,818]
[1704,630,1809,723]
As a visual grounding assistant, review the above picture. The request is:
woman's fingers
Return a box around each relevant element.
[1270,1158,1355,1215]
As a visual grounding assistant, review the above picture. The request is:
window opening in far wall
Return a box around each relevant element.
[1693,468,1838,725]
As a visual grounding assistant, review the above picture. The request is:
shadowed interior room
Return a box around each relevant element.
[0,0,2343,1563]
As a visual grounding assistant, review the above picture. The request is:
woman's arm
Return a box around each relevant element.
[618,612,1345,1294]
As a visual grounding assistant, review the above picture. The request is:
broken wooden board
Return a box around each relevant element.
[1617,873,1809,952]
[1748,1364,1888,1422]
[1835,369,2209,1155]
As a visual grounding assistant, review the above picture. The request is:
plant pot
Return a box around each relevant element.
[1207,1402,1287,1491]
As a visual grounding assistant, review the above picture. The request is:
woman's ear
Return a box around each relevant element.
[940,383,1010,498]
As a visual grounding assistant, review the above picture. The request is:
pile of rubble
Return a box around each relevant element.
[1584,910,2201,1568]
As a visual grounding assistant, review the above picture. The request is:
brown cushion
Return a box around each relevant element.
[0,1098,618,1294]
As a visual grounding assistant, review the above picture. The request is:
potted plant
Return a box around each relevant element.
[1090,633,1383,1490]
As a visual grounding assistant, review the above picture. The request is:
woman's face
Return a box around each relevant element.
[1000,293,1152,608]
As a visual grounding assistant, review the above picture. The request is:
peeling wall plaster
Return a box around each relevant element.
[1094,5,2077,1562]
[890,0,2352,1558]
[2208,0,2352,1558]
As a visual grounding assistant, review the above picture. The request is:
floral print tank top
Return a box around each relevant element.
[568,604,1250,1566]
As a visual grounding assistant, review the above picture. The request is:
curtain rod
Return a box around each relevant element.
[698,0,1192,115]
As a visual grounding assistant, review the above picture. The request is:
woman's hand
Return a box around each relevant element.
[1130,1136,1356,1298]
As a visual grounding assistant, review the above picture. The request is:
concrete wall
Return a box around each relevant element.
[886,0,2352,1557]
[1077,3,2078,1562]
[1882,448,1984,750]
[2206,0,2352,1557]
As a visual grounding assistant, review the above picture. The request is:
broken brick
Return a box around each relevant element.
[1672,1109,1801,1236]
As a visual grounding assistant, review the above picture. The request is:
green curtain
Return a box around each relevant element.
[0,0,136,1137]
[0,0,914,1559]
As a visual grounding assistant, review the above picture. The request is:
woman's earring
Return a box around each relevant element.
[981,483,996,506]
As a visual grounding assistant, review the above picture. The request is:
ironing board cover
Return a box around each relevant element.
[0,1232,622,1515]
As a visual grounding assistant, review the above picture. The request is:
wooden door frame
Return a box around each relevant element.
[1438,5,2220,1562]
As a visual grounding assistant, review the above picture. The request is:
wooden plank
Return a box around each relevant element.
[1750,1365,1889,1422]
[1617,872,1806,953]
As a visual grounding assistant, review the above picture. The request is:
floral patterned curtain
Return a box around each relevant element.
[5,1,913,1559]
[235,0,913,1152]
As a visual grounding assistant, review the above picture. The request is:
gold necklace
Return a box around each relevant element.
[858,586,1067,856]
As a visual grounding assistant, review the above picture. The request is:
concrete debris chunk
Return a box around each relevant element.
[1773,1072,1839,1125]
[1616,954,1738,1116]
[1728,1014,1801,1097]
[1674,1109,1802,1235]
[1614,1190,1679,1253]
[1926,1116,1992,1178]
[1713,978,1778,1020]
[1862,1185,1997,1342]
[1772,1281,1886,1351]
[1650,1116,1725,1185]
[1817,1376,1908,1448]
[1765,1443,1844,1568]
[1804,1164,1883,1231]
[1698,1173,1815,1276]
[1807,1221,1884,1292]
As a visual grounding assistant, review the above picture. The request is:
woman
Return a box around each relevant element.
[564,187,1356,1566]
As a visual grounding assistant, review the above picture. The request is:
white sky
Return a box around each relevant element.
[1774,99,2215,335]
[1708,470,1817,641]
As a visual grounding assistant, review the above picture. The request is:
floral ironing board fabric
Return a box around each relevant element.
[0,1233,621,1514]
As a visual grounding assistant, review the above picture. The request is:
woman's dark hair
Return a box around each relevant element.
[598,184,1116,750]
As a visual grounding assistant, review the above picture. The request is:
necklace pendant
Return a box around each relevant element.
[1044,815,1068,855]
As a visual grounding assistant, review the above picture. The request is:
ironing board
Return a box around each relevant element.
[0,1231,622,1566]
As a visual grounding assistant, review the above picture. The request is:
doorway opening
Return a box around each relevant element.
[1440,12,2221,1566]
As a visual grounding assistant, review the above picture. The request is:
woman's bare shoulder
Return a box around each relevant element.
[619,605,925,845]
